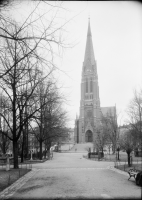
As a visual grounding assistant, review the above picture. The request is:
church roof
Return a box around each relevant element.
[83,19,95,66]
[101,106,116,117]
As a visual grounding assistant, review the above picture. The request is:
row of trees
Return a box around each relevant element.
[0,1,70,168]
[94,89,142,166]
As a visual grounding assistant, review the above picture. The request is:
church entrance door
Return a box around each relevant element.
[85,130,93,142]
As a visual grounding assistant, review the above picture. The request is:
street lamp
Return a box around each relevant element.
[116,145,120,161]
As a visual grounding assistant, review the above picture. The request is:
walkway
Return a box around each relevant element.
[0,152,141,199]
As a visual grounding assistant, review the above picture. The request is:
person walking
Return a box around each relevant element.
[49,146,54,159]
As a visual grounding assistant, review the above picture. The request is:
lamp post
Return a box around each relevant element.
[117,145,120,161]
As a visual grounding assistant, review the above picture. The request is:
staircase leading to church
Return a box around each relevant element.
[70,143,93,152]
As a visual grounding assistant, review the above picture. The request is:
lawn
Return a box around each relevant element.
[88,152,142,162]
[0,157,49,193]
[116,163,142,173]
[22,158,49,164]
[0,168,31,192]
[85,151,142,172]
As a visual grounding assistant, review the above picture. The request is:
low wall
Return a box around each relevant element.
[90,155,98,158]
[0,157,14,165]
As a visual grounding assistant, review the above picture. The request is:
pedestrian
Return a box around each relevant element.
[50,146,54,159]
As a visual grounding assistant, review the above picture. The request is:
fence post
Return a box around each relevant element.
[8,175,10,186]
[6,156,10,171]
[131,156,133,166]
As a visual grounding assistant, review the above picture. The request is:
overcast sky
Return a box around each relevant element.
[9,1,142,128]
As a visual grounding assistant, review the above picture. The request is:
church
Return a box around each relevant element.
[74,19,116,143]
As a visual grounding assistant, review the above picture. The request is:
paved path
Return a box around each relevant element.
[0,152,141,199]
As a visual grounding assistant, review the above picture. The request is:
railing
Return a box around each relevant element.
[0,163,32,190]
[114,159,142,172]
[0,158,32,170]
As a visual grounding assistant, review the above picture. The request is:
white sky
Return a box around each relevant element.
[8,1,142,128]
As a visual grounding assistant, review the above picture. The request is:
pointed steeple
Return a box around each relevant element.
[87,17,91,36]
[84,18,95,67]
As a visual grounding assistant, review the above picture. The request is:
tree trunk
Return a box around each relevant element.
[39,141,42,160]
[13,140,19,168]
[21,130,26,162]
[101,147,104,157]
[118,150,120,160]
[2,134,6,154]
[2,142,6,155]
[101,147,103,154]
[44,147,47,159]
[112,144,116,154]
[13,81,18,168]
[127,152,131,167]
[21,141,24,163]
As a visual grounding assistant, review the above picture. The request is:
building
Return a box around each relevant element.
[68,128,74,142]
[74,115,79,143]
[74,19,116,143]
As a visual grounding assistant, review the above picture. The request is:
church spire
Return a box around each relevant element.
[84,18,95,66]
[87,17,91,36]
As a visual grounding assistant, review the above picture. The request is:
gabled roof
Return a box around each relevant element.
[101,106,116,117]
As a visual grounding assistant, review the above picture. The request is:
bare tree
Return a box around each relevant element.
[30,78,68,160]
[93,117,109,154]
[0,94,11,155]
[119,130,134,166]
[126,89,142,141]
[0,2,71,168]
[45,102,68,146]
[101,109,119,154]
[0,46,46,168]
[0,0,13,9]
[126,88,142,155]
[0,1,71,78]
[29,79,56,160]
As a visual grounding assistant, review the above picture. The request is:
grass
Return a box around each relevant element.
[0,157,50,193]
[22,158,49,164]
[105,153,142,162]
[85,151,142,172]
[87,152,142,162]
[116,163,142,173]
[0,168,31,192]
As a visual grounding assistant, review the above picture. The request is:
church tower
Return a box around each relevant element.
[78,19,101,143]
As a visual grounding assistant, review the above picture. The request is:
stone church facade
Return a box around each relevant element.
[74,20,116,143]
